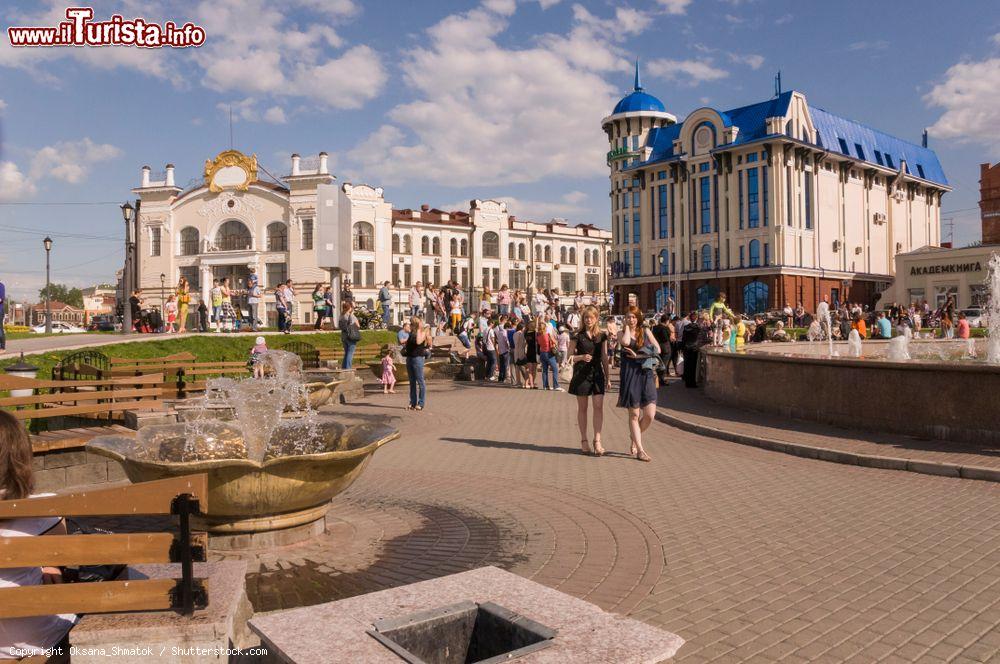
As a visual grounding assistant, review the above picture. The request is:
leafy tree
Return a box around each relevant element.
[38,284,84,308]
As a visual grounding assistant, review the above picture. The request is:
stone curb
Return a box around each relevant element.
[655,407,1000,483]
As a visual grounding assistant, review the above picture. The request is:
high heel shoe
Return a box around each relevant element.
[579,439,592,456]
[635,449,651,462]
[592,438,605,457]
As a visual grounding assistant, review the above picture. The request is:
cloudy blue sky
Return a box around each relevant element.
[0,0,998,298]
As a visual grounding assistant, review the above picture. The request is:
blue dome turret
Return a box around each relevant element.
[612,59,666,115]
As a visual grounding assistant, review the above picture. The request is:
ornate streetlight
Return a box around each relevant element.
[43,236,52,334]
[160,272,166,332]
[121,202,134,334]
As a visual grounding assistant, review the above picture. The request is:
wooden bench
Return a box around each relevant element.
[108,354,248,399]
[0,374,165,453]
[0,475,209,664]
[318,343,381,366]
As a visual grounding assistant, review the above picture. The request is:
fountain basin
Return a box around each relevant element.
[86,420,398,534]
[703,344,1000,445]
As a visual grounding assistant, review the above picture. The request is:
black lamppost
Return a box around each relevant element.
[121,202,134,334]
[658,253,665,313]
[43,236,52,334]
[159,273,166,331]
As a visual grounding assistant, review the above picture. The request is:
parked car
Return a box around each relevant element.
[960,308,984,327]
[88,314,116,331]
[31,321,87,334]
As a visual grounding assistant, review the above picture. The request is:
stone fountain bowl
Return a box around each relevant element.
[86,419,398,534]
[302,380,348,408]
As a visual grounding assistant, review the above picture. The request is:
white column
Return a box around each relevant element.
[165,164,175,187]
[200,265,212,306]
[319,152,329,174]
[141,165,150,188]
[291,153,301,176]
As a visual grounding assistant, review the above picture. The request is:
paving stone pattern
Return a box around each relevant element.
[89,381,1000,662]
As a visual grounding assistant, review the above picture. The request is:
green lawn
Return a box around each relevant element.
[0,330,394,380]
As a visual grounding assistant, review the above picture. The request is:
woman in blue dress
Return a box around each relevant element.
[616,306,660,462]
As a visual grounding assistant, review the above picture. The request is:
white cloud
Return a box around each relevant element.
[925,57,1000,156]
[483,0,518,16]
[656,0,692,15]
[647,58,729,84]
[848,40,890,52]
[348,4,644,186]
[537,0,562,8]
[0,162,37,201]
[263,106,287,124]
[728,52,764,69]
[775,13,793,25]
[723,14,744,24]
[993,33,1000,46]
[440,191,591,222]
[29,138,122,184]
[0,99,7,111]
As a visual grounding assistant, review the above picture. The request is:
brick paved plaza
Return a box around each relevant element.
[215,380,1000,663]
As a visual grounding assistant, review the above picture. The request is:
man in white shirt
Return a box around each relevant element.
[494,320,510,382]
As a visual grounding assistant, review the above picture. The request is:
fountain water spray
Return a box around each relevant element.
[987,253,1000,365]
[847,329,863,357]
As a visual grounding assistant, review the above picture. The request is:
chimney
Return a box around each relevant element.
[319,151,329,174]
[421,204,430,212]
[141,165,150,188]
[922,129,928,148]
[291,153,301,176]
[165,164,175,187]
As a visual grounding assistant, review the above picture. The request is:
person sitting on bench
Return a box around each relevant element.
[0,410,76,660]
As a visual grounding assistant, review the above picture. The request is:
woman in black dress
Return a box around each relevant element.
[617,306,660,462]
[523,320,539,389]
[568,305,610,456]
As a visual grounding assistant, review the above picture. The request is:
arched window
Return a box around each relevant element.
[266,222,287,252]
[482,231,499,258]
[534,245,542,262]
[392,234,400,253]
[560,247,567,264]
[569,247,576,264]
[518,243,526,260]
[785,119,794,137]
[606,250,612,266]
[701,244,712,271]
[743,280,769,315]
[460,239,468,257]
[352,222,374,251]
[545,246,552,263]
[450,238,458,255]
[432,237,441,255]
[748,239,761,267]
[697,284,720,310]
[508,242,516,259]
[659,249,669,275]
[421,236,430,254]
[180,227,200,256]
[216,220,252,251]
[402,235,412,253]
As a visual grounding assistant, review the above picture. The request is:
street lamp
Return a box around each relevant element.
[658,254,665,313]
[160,273,166,332]
[121,202,134,334]
[43,236,52,334]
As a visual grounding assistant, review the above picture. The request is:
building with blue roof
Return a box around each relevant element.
[603,64,951,315]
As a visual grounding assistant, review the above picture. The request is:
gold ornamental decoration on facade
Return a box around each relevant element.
[203,149,259,193]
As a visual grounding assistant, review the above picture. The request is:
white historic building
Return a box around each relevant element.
[132,150,610,326]
[605,64,951,314]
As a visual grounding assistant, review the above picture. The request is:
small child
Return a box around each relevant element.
[163,295,178,333]
[380,349,397,394]
[556,325,571,371]
[249,336,268,379]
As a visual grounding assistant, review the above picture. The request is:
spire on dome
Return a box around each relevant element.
[634,58,642,91]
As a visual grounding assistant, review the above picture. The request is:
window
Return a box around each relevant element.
[739,245,745,267]
[746,153,758,163]
[742,281,769,315]
[450,265,458,283]
[623,251,630,276]
[569,247,576,264]
[560,247,567,264]
[884,153,895,169]
[585,273,599,293]
[301,218,313,250]
[764,242,770,266]
[786,166,793,226]
[352,261,363,286]
[658,170,667,179]
[482,267,490,288]
[353,222,374,251]
[450,238,458,255]
[838,138,850,155]
[536,270,551,289]
[421,236,430,254]
[482,231,499,258]
[402,235,412,253]
[216,220,252,251]
[659,249,669,275]
[701,244,712,271]
[518,243,526,260]
[508,242,516,259]
[700,177,711,233]
[748,239,761,267]
[762,165,769,226]
[658,184,668,239]
[697,284,720,310]
[561,273,576,293]
[632,212,640,244]
[632,249,641,277]
[630,191,639,208]
[267,262,288,288]
[874,150,884,166]
[916,164,926,179]
[432,237,441,255]
[544,245,552,263]
[510,269,527,290]
[738,171,744,229]
[267,222,288,251]
[747,168,759,228]
[404,263,412,287]
[178,266,200,290]
[622,215,629,245]
[804,173,812,229]
[535,245,543,261]
[392,234,400,253]
[366,262,375,286]
[150,227,161,256]
[422,265,430,285]
[180,227,199,256]
[392,263,400,286]
[854,143,866,160]
[461,239,469,257]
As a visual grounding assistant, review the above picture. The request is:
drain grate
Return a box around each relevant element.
[367,600,557,663]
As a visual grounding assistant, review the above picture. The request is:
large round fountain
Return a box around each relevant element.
[87,351,398,542]
[701,253,1000,445]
